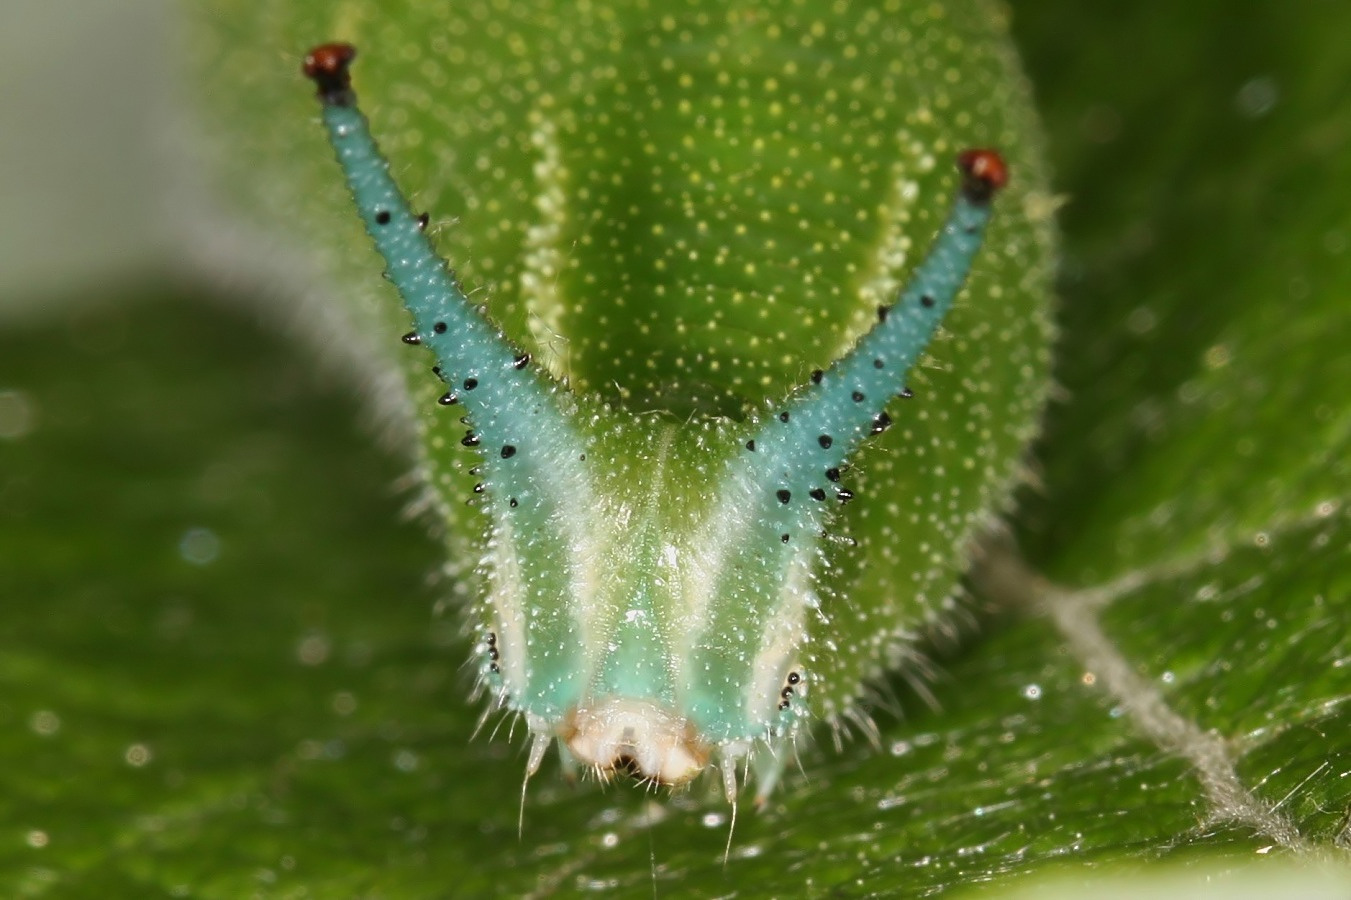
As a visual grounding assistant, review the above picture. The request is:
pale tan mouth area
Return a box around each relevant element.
[561,698,710,785]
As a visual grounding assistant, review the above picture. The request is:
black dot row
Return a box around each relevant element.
[777,670,803,710]
[457,431,517,462]
[775,462,857,544]
[774,477,854,509]
[878,294,936,316]
[399,309,533,511]
[371,207,429,230]
[486,630,500,674]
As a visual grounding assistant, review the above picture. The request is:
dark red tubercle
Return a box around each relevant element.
[303,42,358,105]
[956,149,1009,204]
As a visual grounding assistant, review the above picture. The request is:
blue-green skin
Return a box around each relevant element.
[307,42,1004,797]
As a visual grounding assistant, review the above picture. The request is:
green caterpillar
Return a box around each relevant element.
[266,0,1054,811]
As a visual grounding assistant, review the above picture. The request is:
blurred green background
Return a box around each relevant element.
[1,0,1347,895]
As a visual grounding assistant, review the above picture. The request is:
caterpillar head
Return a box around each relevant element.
[302,40,1013,804]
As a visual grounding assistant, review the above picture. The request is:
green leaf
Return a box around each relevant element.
[1,1,1347,897]
[1013,1,1350,583]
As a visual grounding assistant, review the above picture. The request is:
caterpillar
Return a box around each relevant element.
[292,2,1050,812]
